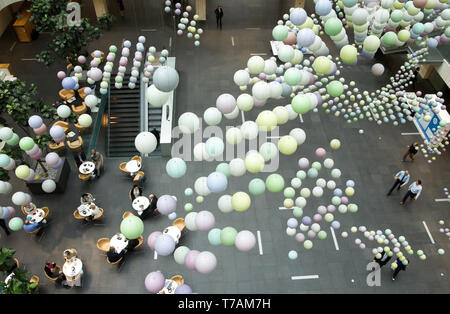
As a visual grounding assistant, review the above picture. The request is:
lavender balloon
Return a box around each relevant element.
[156,195,177,215]
[154,234,175,256]
[147,231,162,250]
[287,218,298,228]
[216,93,236,114]
[175,284,192,294]
[145,271,165,293]
[184,250,200,270]
[234,230,256,252]
[302,216,312,225]
[295,233,305,242]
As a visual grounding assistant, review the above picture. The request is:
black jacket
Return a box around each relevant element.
[74,151,87,167]
[130,187,143,201]
[215,8,223,18]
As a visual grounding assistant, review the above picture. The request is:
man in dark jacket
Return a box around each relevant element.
[74,150,87,167]
[402,142,419,162]
[215,5,224,29]
[373,251,391,268]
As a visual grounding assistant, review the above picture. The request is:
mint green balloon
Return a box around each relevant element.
[311,162,322,171]
[259,142,278,161]
[288,250,298,260]
[331,196,341,206]
[382,32,397,47]
[417,250,423,256]
[8,217,23,231]
[326,81,344,97]
[293,207,303,217]
[120,215,144,239]
[324,18,343,36]
[184,203,193,211]
[220,226,238,246]
[174,246,190,264]
[283,187,295,198]
[216,163,231,178]
[292,94,312,114]
[296,170,307,180]
[348,203,358,213]
[19,137,35,151]
[208,228,222,246]
[272,25,289,41]
[248,178,266,195]
[307,168,318,178]
[390,10,403,23]
[6,133,19,146]
[284,68,302,86]
[266,174,285,192]
[318,230,327,240]
[166,158,187,178]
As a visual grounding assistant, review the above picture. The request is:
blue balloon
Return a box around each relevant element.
[290,8,307,26]
[0,207,10,219]
[315,0,332,16]
[206,172,228,193]
[62,77,76,90]
[175,284,192,294]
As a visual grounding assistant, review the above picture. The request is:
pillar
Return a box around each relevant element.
[196,0,206,20]
[92,0,108,18]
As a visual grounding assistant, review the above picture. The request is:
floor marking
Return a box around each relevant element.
[268,136,282,139]
[422,221,435,244]
[250,53,267,56]
[257,230,263,255]
[169,36,172,48]
[246,27,261,30]
[154,251,158,260]
[299,114,304,123]
[401,132,421,135]
[241,111,245,123]
[21,58,37,61]
[231,36,235,46]
[141,29,157,32]
[330,226,340,251]
[291,275,319,280]
[435,199,450,202]
[9,41,17,52]
[278,206,296,210]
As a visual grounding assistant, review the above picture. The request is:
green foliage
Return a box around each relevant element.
[0,169,10,182]
[34,134,52,150]
[28,0,68,33]
[98,13,116,31]
[2,145,23,162]
[0,246,16,274]
[38,103,59,121]
[0,268,39,294]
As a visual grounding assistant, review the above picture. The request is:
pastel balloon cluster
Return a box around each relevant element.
[0,180,13,194]
[11,191,32,206]
[208,227,257,252]
[184,211,216,231]
[99,45,117,95]
[49,125,66,143]
[27,116,47,135]
[173,246,217,274]
[45,152,63,169]
[0,206,15,219]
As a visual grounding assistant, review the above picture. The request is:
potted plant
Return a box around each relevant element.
[0,246,17,274]
[0,268,39,294]
[98,13,116,31]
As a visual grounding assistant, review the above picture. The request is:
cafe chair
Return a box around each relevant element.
[93,208,104,220]
[78,173,91,181]
[52,121,69,133]
[107,256,123,265]
[48,141,65,154]
[170,275,184,286]
[91,50,104,62]
[14,258,19,268]
[44,265,62,281]
[173,218,185,232]
[29,275,40,287]
[131,155,143,164]
[134,235,144,249]
[74,123,89,134]
[73,210,85,220]
[68,136,83,152]
[21,206,27,215]
[72,102,87,115]
[119,162,129,174]
[42,207,50,219]
[133,171,145,183]
[59,89,75,101]
[122,211,134,219]
[96,238,111,252]
[27,227,42,235]
[78,87,87,99]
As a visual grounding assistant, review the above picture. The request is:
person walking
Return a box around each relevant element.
[215,5,224,29]
[387,170,410,195]
[0,218,10,236]
[402,142,419,162]
[400,180,422,205]
[392,258,409,281]
[373,251,392,268]
[118,0,125,18]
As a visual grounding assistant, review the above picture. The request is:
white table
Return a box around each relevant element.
[163,226,181,245]
[23,203,37,215]
[125,160,141,174]
[77,203,100,217]
[79,161,96,175]
[158,279,179,294]
[132,196,150,215]
[110,233,129,254]
[63,258,83,287]
[27,208,45,223]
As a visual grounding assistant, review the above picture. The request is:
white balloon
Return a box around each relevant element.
[203,107,222,126]
[194,176,211,196]
[240,121,259,140]
[185,212,198,231]
[229,158,246,176]
[289,128,306,145]
[218,195,233,213]
[223,105,240,120]
[193,143,210,161]
[134,132,157,154]
[178,112,200,134]
[226,127,243,145]
[41,179,56,193]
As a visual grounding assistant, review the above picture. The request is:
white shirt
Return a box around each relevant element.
[395,171,410,186]
[408,182,422,199]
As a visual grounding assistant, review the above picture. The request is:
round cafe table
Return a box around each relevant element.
[158,279,179,294]
[132,196,150,215]
[27,208,45,223]
[23,203,37,215]
[63,258,83,287]
[110,233,129,254]
[79,161,96,175]
[125,160,141,174]
[163,226,181,245]
[77,203,100,217]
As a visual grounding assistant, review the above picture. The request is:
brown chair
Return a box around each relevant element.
[48,141,65,154]
[29,275,40,286]
[97,238,111,252]
[67,136,83,152]
[133,171,145,183]
[44,265,62,281]
[78,87,87,99]
[52,121,69,133]
[170,275,184,286]
[119,162,129,174]
[59,89,75,101]
[91,50,105,62]
[73,210,85,220]
[173,218,185,232]
[131,155,142,164]
[74,123,89,134]
[72,102,87,115]
[93,208,104,220]
[28,227,42,235]
[42,207,50,219]
[21,206,27,215]
[107,256,123,265]
[134,235,144,249]
[78,173,91,181]
[14,258,19,268]
[122,211,134,219]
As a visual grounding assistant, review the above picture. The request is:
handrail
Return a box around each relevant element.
[106,86,111,157]
[88,88,108,153]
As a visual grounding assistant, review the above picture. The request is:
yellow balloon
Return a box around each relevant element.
[278,135,298,155]
[231,192,251,212]
[284,198,294,208]
[245,152,265,173]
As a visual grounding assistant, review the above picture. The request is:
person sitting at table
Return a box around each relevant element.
[90,149,104,178]
[74,150,87,168]
[140,193,158,219]
[80,193,95,204]
[129,184,142,201]
[63,248,78,262]
[23,219,44,233]
[107,246,126,264]
[44,262,60,279]
[23,202,37,214]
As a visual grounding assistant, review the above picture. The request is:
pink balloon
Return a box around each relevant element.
[315,147,326,158]
[33,124,47,135]
[147,231,162,250]
[253,97,266,107]
[57,71,66,80]
[144,271,165,293]
[77,55,87,64]
[27,144,40,156]
[184,250,200,270]
[30,149,42,160]
[24,169,35,181]
[7,206,15,218]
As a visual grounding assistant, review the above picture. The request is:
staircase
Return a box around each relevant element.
[147,102,162,156]
[107,74,141,157]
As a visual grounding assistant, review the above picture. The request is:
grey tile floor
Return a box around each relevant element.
[0,0,449,294]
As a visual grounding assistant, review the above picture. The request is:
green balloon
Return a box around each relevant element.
[390,10,403,23]
[326,81,344,97]
[6,133,19,146]
[291,94,312,114]
[120,215,144,239]
[284,68,302,86]
[19,137,35,151]
[174,246,190,264]
[317,230,327,240]
[348,203,358,213]
[9,217,23,231]
[216,163,231,178]
[283,187,295,198]
[382,32,397,47]
[331,196,341,206]
[296,170,307,180]
[265,174,285,193]
[220,226,238,246]
[324,18,343,36]
[272,25,289,41]
[248,178,266,195]
[311,161,322,171]
[184,203,193,212]
[208,228,222,246]
[293,207,303,217]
